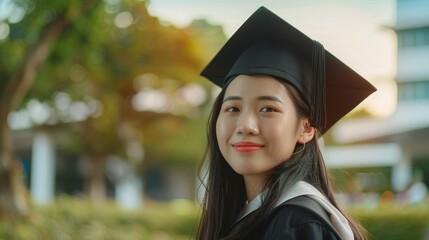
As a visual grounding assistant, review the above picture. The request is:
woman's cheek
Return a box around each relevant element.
[216,117,228,145]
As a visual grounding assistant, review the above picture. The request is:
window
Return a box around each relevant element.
[398,80,429,101]
[397,27,429,48]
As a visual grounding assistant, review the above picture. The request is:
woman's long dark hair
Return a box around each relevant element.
[196,79,366,240]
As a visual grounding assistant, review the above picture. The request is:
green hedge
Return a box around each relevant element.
[1,197,429,240]
[350,206,429,240]
[0,197,200,240]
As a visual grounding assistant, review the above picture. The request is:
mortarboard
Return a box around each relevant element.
[201,6,376,134]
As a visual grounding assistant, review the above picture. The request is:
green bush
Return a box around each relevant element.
[2,197,429,240]
[0,197,200,240]
[350,206,429,240]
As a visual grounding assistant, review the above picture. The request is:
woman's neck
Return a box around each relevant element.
[243,174,267,202]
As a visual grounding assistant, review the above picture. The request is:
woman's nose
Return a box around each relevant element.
[235,111,260,135]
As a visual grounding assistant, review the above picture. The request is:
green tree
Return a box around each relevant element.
[37,1,219,201]
[1,0,228,214]
[0,0,102,219]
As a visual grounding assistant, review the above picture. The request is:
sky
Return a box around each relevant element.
[148,0,398,116]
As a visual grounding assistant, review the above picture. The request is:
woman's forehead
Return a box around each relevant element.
[224,75,289,98]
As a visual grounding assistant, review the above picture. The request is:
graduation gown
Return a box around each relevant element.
[232,181,353,240]
[237,195,341,239]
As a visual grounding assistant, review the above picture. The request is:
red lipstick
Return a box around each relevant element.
[232,142,264,152]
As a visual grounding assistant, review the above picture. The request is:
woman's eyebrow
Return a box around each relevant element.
[257,95,283,103]
[223,95,283,103]
[223,96,242,103]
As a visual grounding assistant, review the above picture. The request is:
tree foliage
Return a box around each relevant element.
[0,0,227,214]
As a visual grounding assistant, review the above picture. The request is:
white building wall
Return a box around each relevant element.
[324,144,401,168]
[328,0,428,192]
[397,0,429,27]
[397,47,429,81]
[396,0,429,83]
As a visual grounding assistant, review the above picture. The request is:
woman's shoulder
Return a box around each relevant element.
[257,195,342,239]
[271,195,331,226]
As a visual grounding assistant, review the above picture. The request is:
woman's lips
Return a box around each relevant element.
[232,142,264,152]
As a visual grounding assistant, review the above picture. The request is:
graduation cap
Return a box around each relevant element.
[201,6,376,134]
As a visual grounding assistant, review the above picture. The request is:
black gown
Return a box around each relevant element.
[235,195,342,240]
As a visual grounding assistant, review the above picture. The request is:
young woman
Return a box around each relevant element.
[197,7,376,240]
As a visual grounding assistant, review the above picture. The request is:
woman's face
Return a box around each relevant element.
[216,75,304,179]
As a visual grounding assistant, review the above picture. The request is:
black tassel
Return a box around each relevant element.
[311,41,327,132]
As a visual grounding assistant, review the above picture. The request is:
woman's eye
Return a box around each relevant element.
[260,107,276,112]
[225,107,239,112]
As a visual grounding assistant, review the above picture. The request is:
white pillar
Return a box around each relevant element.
[116,173,143,210]
[30,132,56,204]
[392,152,412,191]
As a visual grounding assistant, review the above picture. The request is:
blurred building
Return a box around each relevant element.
[12,124,194,207]
[328,0,429,194]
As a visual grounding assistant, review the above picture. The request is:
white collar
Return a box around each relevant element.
[237,181,354,240]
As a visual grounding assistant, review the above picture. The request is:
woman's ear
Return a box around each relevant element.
[298,118,315,144]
